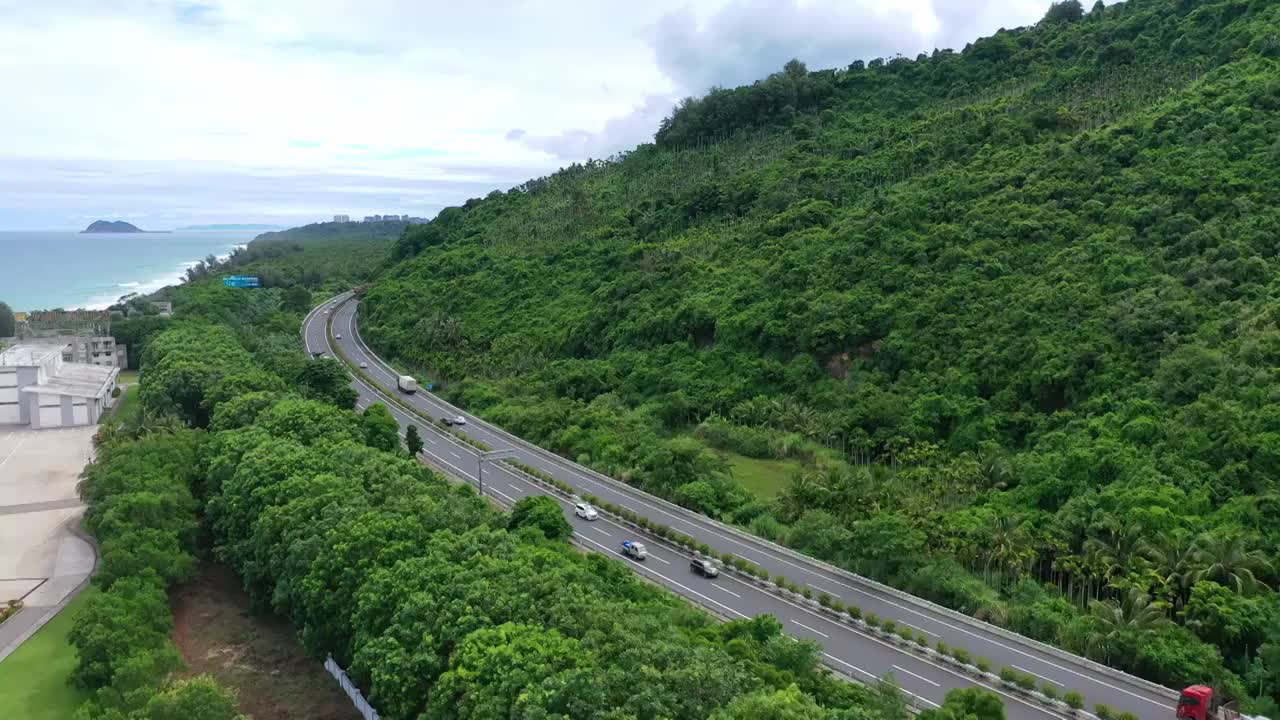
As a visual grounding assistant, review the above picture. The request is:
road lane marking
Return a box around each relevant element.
[590,526,612,538]
[807,582,841,596]
[574,533,749,620]
[713,584,741,599]
[508,483,522,492]
[649,554,671,565]
[790,620,829,638]
[449,451,461,459]
[1014,665,1063,685]
[822,654,941,709]
[894,664,941,687]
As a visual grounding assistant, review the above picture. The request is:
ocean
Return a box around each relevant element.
[0,229,262,312]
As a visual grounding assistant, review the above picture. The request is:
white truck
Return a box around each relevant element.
[397,375,418,393]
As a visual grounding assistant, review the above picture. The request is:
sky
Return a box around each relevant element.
[0,0,1056,231]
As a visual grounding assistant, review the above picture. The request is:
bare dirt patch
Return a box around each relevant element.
[170,563,358,720]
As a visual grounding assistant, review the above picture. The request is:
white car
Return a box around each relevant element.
[359,361,368,368]
[574,503,599,521]
[335,333,343,339]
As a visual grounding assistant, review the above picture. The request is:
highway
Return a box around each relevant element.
[305,293,1180,720]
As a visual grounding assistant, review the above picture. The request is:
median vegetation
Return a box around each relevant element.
[356,0,1280,711]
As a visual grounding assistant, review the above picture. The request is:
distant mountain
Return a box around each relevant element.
[82,220,143,233]
[178,224,284,231]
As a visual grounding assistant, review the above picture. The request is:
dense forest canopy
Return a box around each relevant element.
[360,0,1280,712]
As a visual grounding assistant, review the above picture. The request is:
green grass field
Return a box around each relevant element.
[721,451,801,500]
[0,586,96,720]
[111,384,141,426]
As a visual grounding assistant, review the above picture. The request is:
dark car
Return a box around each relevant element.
[690,557,719,578]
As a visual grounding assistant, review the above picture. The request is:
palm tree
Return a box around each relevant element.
[1144,532,1197,611]
[1085,590,1169,663]
[1083,521,1154,592]
[984,515,1032,588]
[1186,533,1273,594]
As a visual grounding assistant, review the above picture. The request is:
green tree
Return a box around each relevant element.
[360,403,401,452]
[1187,534,1273,594]
[296,358,358,409]
[919,687,1006,720]
[405,425,424,456]
[0,300,14,337]
[281,285,313,313]
[508,495,573,541]
[140,675,246,720]
[710,684,828,720]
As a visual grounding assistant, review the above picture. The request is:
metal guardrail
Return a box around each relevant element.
[331,296,1180,708]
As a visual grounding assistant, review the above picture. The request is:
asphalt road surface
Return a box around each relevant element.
[305,294,1180,720]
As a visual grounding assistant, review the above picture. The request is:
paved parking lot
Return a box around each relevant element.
[0,426,97,660]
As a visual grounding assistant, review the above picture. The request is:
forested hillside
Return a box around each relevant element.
[361,0,1280,711]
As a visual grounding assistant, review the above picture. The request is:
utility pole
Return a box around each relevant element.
[475,447,519,497]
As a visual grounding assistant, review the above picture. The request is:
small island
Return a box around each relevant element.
[82,220,144,233]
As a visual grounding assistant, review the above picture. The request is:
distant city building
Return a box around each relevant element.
[150,301,173,318]
[52,336,127,369]
[334,214,350,222]
[0,344,119,428]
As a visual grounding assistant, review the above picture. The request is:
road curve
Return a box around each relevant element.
[305,294,1178,720]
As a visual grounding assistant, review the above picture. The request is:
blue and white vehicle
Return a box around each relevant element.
[620,540,647,561]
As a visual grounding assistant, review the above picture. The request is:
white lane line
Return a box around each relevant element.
[508,483,522,492]
[574,533,749,620]
[715,573,1061,718]
[449,451,462,460]
[426,436,436,443]
[713,584,741,599]
[821,654,942,710]
[1014,665,1063,686]
[894,664,941,687]
[489,487,516,503]
[807,582,841,597]
[790,620,829,638]
[590,526,612,538]
[649,554,671,565]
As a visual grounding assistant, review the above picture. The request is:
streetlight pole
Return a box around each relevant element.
[475,447,519,497]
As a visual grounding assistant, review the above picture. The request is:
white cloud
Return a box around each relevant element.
[0,0,1060,229]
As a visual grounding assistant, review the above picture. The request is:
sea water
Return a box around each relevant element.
[0,229,262,312]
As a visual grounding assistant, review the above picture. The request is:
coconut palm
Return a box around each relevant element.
[1186,533,1273,594]
[1144,531,1197,610]
[1084,590,1169,663]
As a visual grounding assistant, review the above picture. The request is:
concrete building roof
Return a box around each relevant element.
[0,344,67,367]
[19,362,118,400]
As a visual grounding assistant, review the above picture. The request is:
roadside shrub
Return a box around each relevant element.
[830,599,845,613]
[951,647,971,665]
[818,593,833,608]
[914,634,929,649]
[1117,713,1139,720]
[757,568,769,582]
[1016,672,1037,691]
[846,605,861,621]
[800,587,813,600]
[1040,683,1059,701]
[721,552,735,565]
[936,640,949,656]
[698,543,713,556]
[975,657,992,673]
[881,619,897,635]
[865,613,881,628]
[1064,690,1084,710]
[1095,704,1114,720]
[999,667,1019,685]
[897,626,913,643]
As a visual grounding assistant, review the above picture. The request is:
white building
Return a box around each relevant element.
[52,336,127,368]
[0,345,119,428]
[334,214,350,223]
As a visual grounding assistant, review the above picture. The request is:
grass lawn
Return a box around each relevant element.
[721,451,802,500]
[115,370,140,385]
[111,385,141,425]
[0,586,97,720]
